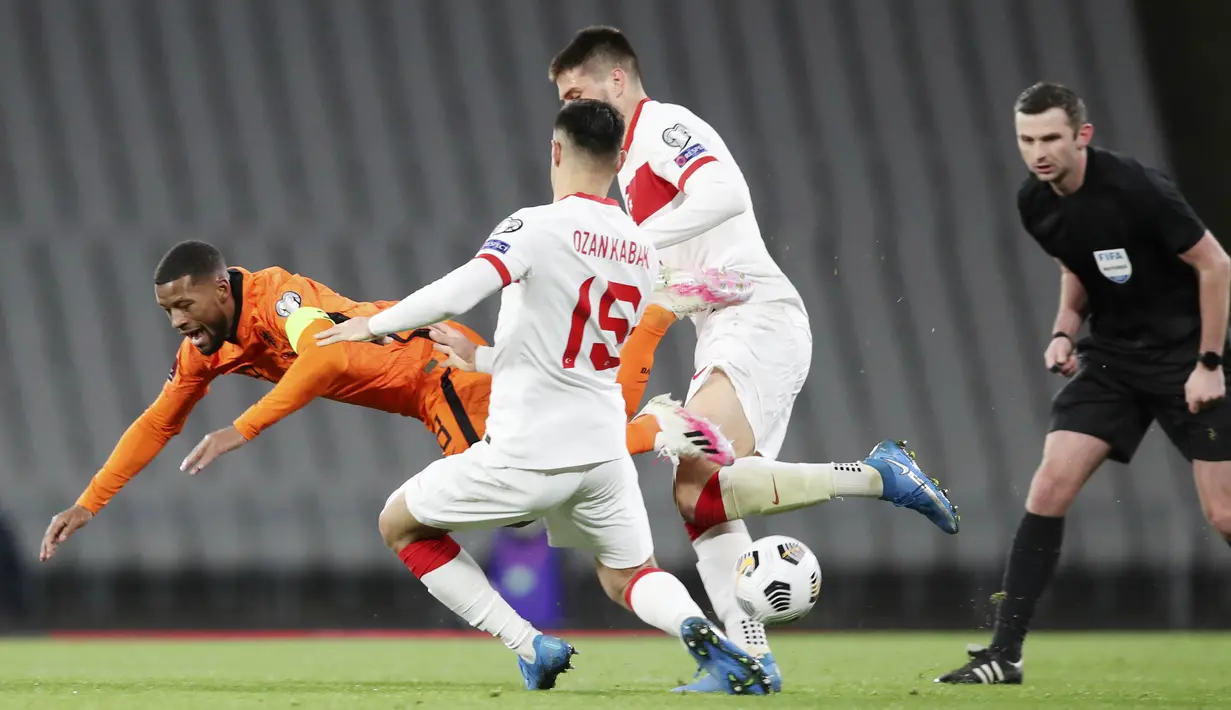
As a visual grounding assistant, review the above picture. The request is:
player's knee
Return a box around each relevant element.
[673,455,719,524]
[596,558,656,608]
[1203,505,1231,539]
[673,481,701,523]
[597,572,627,606]
[1024,462,1085,517]
[378,503,416,552]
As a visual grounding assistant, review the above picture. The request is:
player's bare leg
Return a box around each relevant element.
[1193,459,1231,542]
[377,496,574,690]
[938,430,1108,684]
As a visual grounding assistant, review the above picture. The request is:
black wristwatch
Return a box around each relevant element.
[1199,351,1223,371]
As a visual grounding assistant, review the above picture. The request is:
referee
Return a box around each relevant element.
[937,82,1231,685]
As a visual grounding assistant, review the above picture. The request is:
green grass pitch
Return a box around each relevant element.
[0,632,1228,709]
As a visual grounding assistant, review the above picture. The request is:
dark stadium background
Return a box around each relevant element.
[0,0,1228,633]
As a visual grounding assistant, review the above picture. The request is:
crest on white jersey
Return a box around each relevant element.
[491,217,523,235]
[662,123,691,148]
[274,291,302,317]
[1093,248,1132,284]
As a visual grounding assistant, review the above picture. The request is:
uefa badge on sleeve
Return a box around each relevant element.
[1093,248,1132,284]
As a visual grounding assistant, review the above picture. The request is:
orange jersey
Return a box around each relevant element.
[77,266,489,514]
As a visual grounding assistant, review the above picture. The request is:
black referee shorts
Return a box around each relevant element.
[1050,356,1231,463]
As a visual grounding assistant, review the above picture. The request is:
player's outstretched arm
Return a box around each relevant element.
[42,378,208,561]
[428,323,482,372]
[317,213,535,346]
[317,259,508,345]
[182,316,353,475]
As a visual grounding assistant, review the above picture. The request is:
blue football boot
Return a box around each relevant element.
[676,617,774,695]
[674,651,782,693]
[864,439,959,534]
[518,634,577,690]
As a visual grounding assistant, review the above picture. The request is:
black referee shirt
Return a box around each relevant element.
[1017,146,1210,364]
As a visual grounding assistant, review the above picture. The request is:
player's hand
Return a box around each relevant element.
[315,316,380,346]
[1044,336,1077,377]
[40,504,93,562]
[1186,366,1226,414]
[428,323,477,372]
[180,426,249,475]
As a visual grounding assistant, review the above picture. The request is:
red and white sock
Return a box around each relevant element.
[624,567,706,638]
[691,520,771,658]
[400,537,539,662]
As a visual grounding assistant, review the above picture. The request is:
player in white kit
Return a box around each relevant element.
[549,27,961,692]
[315,100,773,695]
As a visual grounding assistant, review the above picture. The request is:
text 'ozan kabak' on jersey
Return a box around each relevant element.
[474,193,656,470]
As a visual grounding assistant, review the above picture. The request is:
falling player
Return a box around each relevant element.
[315,99,773,694]
[548,26,960,691]
[37,238,738,562]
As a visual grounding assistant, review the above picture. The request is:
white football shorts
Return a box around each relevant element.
[686,299,812,460]
[387,441,655,570]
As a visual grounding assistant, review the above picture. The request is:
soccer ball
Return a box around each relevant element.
[733,535,822,625]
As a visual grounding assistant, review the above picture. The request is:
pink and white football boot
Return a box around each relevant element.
[636,394,736,467]
[651,266,753,318]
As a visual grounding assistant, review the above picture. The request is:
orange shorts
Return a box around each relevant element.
[420,365,491,456]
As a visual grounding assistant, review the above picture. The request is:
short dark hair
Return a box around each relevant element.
[548,26,640,82]
[154,240,227,285]
[1015,82,1088,132]
[554,99,625,165]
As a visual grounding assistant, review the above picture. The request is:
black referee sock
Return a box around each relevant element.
[990,512,1065,663]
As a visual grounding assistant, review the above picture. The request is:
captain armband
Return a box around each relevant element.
[284,307,333,354]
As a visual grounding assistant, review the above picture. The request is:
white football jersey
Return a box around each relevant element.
[474,193,657,470]
[618,98,803,308]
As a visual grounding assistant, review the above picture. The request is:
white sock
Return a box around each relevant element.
[625,568,706,637]
[693,520,771,658]
[718,458,883,518]
[419,548,540,662]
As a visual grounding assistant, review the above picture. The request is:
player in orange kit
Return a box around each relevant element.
[39,240,745,561]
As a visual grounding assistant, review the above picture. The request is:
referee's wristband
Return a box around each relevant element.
[1052,331,1073,344]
